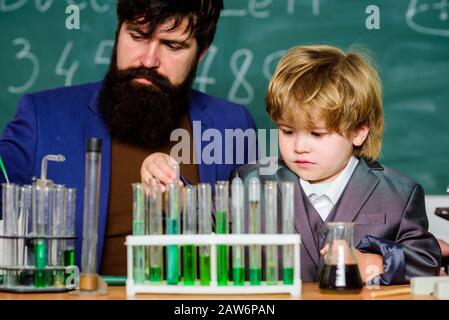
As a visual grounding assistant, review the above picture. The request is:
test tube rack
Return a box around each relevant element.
[125,233,301,297]
[0,183,77,293]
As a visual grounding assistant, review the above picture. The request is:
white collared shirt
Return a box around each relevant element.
[299,156,359,222]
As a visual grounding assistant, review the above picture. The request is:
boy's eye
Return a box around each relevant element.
[280,128,293,135]
[311,131,327,137]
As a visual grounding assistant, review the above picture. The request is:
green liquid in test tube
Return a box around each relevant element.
[132,183,145,284]
[265,181,278,285]
[33,185,50,288]
[64,250,75,267]
[199,254,211,285]
[215,181,229,286]
[182,245,196,285]
[282,182,295,285]
[149,267,161,282]
[248,177,262,286]
[182,185,197,285]
[51,185,66,288]
[198,183,212,286]
[166,176,180,285]
[146,179,163,283]
[231,177,245,286]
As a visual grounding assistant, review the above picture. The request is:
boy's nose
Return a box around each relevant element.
[140,43,161,69]
[294,135,311,153]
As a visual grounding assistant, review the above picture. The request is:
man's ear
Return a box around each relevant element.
[352,124,370,147]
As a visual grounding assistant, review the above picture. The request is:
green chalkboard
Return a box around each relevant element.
[1,0,449,194]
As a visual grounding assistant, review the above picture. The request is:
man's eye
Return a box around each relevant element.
[130,33,145,41]
[166,43,183,51]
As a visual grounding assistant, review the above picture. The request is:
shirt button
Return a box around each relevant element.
[320,229,328,239]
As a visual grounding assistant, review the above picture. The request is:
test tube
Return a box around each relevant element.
[132,183,145,284]
[248,177,262,285]
[231,177,245,286]
[50,185,66,287]
[80,138,102,291]
[265,181,278,285]
[182,185,197,285]
[64,188,76,283]
[2,183,18,287]
[198,183,211,285]
[146,180,163,282]
[166,180,180,285]
[215,181,229,286]
[18,185,32,286]
[282,182,295,285]
[32,184,52,288]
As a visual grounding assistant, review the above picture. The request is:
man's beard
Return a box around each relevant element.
[98,59,197,149]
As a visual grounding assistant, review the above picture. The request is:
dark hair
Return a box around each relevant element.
[116,0,223,53]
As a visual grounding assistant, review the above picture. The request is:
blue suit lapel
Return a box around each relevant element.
[188,92,217,187]
[333,159,379,223]
[85,88,111,272]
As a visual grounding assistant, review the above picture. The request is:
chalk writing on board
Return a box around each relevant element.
[66,0,110,12]
[36,0,52,12]
[406,0,449,37]
[221,0,300,18]
[193,47,285,104]
[55,41,79,86]
[0,0,28,12]
[0,0,110,13]
[95,40,114,65]
[313,0,320,16]
[263,50,285,81]
[7,38,39,94]
[195,45,218,93]
[228,48,254,105]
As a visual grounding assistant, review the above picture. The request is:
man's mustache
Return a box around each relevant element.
[113,67,175,93]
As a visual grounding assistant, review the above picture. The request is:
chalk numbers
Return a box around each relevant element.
[8,38,39,94]
[7,38,113,94]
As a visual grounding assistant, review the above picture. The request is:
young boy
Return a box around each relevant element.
[234,45,441,284]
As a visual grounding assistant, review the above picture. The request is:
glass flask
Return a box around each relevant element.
[318,222,363,293]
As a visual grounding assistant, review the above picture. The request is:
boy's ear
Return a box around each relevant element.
[352,124,370,147]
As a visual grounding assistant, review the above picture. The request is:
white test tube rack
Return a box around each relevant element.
[125,233,301,297]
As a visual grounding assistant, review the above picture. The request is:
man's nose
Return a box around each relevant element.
[140,42,161,69]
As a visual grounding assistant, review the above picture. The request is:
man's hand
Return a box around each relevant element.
[140,152,182,192]
[320,243,384,283]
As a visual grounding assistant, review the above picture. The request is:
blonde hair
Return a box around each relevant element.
[266,45,383,160]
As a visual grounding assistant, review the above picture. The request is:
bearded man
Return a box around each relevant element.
[0,0,257,274]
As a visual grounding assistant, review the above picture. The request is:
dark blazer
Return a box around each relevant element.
[233,158,442,283]
[0,82,257,270]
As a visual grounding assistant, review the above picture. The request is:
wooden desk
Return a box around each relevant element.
[0,283,434,300]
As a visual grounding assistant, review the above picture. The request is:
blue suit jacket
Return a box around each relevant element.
[0,82,257,270]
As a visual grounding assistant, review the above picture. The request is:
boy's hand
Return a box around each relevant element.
[320,244,384,283]
[140,152,183,192]
[438,239,449,257]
